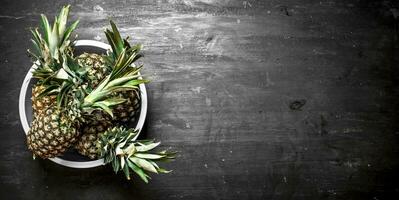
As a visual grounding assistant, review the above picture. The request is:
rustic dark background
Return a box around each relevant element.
[1,0,399,199]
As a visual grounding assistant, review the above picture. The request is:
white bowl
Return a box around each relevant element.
[18,40,148,168]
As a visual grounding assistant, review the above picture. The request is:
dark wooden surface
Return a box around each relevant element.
[1,0,398,199]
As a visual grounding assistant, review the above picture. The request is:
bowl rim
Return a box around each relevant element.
[18,40,148,168]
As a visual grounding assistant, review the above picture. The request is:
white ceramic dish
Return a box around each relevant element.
[19,40,148,168]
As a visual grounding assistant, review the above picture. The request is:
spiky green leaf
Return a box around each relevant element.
[129,157,158,173]
[135,142,160,152]
[127,159,149,183]
[134,153,165,160]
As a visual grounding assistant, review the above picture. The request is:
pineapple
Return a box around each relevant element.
[77,42,142,123]
[75,111,113,159]
[77,52,141,123]
[26,5,82,158]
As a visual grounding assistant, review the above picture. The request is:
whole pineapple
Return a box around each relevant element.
[26,5,81,158]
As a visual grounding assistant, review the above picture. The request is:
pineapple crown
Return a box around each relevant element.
[37,53,87,108]
[29,5,79,79]
[29,5,83,107]
[104,20,142,67]
[98,127,176,182]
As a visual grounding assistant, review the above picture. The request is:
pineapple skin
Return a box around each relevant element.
[75,111,113,159]
[77,53,109,88]
[27,106,80,159]
[112,90,140,123]
[31,85,56,116]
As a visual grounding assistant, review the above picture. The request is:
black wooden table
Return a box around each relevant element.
[1,0,398,199]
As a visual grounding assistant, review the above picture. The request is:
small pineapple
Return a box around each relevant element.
[27,106,80,158]
[26,5,82,159]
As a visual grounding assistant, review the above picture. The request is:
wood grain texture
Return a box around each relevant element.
[0,0,398,199]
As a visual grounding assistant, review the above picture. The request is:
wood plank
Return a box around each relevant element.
[0,0,398,199]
